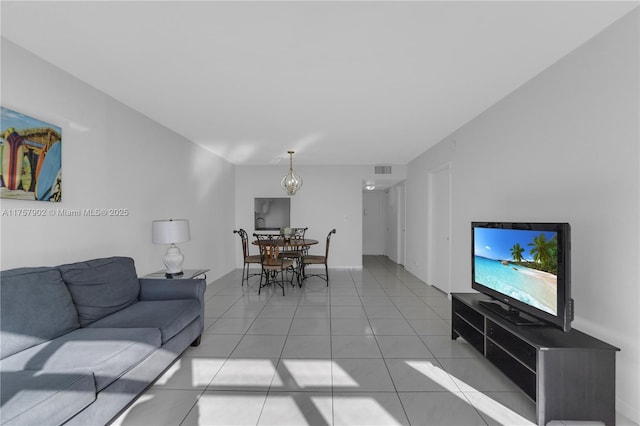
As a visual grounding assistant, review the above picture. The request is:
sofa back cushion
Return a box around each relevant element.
[0,267,80,359]
[58,257,140,327]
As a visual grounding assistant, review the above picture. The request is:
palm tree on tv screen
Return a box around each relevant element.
[528,233,557,273]
[510,243,525,262]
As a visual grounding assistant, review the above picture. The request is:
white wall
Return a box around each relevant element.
[406,10,639,421]
[235,165,364,269]
[0,39,237,281]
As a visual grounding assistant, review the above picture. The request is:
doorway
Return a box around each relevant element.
[362,184,406,263]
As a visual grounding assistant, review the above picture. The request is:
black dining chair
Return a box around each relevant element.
[280,227,308,286]
[292,227,311,256]
[254,233,293,295]
[233,229,261,286]
[302,229,336,285]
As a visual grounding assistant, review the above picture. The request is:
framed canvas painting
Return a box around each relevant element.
[0,107,62,201]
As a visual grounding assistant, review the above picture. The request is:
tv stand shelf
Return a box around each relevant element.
[451,293,619,426]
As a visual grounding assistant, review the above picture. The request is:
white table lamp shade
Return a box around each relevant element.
[152,219,191,244]
[152,219,190,274]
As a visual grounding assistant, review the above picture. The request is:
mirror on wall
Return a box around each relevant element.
[254,198,290,231]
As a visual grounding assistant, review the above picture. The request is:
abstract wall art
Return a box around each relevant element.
[1,107,62,201]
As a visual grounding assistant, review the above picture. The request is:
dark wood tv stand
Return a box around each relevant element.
[451,293,619,426]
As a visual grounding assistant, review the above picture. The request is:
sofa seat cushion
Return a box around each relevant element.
[0,267,79,359]
[0,369,95,426]
[0,328,160,391]
[58,257,140,327]
[87,299,200,344]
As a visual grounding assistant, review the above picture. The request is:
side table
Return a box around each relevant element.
[143,269,210,280]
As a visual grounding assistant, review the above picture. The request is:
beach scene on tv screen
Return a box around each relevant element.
[474,227,558,316]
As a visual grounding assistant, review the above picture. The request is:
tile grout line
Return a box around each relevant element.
[367,263,424,425]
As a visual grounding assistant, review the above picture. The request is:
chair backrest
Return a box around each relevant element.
[291,227,307,240]
[233,229,250,257]
[281,227,308,254]
[253,233,282,266]
[325,229,337,259]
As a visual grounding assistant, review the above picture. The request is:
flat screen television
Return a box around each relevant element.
[472,222,573,332]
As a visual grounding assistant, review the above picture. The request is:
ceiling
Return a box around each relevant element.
[1,1,637,168]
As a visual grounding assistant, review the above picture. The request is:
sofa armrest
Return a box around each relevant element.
[139,278,206,303]
[139,278,207,340]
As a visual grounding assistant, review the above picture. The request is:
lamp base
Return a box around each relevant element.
[163,243,184,275]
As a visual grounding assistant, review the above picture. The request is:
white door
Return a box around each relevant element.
[429,165,451,294]
[386,189,397,262]
[398,183,406,267]
[385,184,406,266]
[363,191,385,255]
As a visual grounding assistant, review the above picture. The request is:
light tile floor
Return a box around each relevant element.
[113,256,637,426]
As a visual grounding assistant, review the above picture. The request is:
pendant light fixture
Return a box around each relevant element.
[281,150,303,195]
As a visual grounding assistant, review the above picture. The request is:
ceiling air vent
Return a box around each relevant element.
[374,165,392,175]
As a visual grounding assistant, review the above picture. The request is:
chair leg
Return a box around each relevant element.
[241,262,247,286]
[288,260,300,287]
[258,267,264,295]
[325,264,329,286]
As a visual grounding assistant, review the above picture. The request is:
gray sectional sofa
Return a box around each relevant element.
[0,256,206,425]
